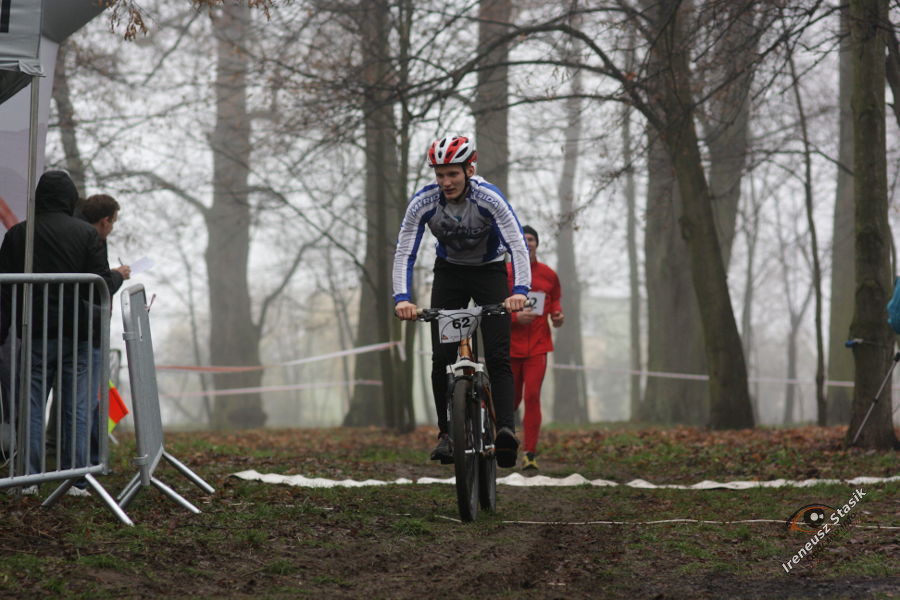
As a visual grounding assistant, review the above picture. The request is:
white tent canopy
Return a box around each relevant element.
[0,0,105,240]
[0,0,106,104]
[0,0,43,104]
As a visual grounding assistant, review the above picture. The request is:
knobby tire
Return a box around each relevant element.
[452,378,479,522]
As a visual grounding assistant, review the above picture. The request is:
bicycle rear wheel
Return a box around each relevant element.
[451,378,479,522]
[477,375,497,512]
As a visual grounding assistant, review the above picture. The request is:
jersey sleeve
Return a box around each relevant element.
[392,189,436,303]
[506,261,521,323]
[483,185,530,296]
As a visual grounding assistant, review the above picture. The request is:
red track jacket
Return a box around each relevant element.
[507,260,562,358]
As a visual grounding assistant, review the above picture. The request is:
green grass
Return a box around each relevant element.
[75,553,132,571]
[391,517,433,537]
[263,559,300,576]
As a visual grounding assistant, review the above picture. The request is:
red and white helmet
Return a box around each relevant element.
[426,135,477,167]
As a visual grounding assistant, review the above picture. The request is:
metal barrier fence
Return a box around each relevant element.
[0,274,131,525]
[118,284,214,514]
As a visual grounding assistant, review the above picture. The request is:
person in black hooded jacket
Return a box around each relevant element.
[0,170,117,482]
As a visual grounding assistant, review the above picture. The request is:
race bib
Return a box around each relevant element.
[527,291,546,316]
[437,307,482,343]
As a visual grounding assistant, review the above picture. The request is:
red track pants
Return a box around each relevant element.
[511,354,547,454]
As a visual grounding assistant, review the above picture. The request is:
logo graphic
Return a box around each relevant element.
[782,491,864,573]
[787,504,836,533]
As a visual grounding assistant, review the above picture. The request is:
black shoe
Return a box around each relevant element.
[495,427,519,468]
[430,433,453,464]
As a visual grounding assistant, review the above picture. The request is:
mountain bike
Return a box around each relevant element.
[417,302,519,522]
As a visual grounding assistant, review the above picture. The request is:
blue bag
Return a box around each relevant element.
[887,277,900,334]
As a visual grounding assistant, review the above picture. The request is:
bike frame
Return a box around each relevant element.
[446,332,494,460]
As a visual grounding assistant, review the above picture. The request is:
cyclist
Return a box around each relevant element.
[393,135,531,468]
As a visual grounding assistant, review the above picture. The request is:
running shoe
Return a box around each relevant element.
[522,452,539,471]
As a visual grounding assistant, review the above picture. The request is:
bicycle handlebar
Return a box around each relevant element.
[415,298,536,322]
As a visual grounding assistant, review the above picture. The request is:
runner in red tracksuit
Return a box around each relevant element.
[506,225,563,470]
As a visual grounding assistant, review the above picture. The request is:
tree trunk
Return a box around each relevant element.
[639,0,708,425]
[52,42,87,198]
[325,247,356,414]
[474,0,512,193]
[827,6,856,425]
[393,0,417,434]
[774,196,814,427]
[624,100,642,421]
[846,0,897,449]
[651,0,753,430]
[208,5,265,430]
[704,1,755,269]
[788,54,827,425]
[884,14,900,129]
[740,177,762,423]
[641,133,708,424]
[782,322,799,425]
[554,66,588,424]
[344,0,407,429]
[642,0,756,426]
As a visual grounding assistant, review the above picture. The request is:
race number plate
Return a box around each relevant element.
[437,307,482,343]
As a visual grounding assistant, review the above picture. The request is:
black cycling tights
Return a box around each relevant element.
[429,258,515,435]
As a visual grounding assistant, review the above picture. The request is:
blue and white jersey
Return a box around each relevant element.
[392,175,531,303]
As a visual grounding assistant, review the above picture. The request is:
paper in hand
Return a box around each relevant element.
[129,257,155,275]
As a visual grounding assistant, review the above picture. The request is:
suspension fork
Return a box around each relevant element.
[473,371,495,451]
[445,371,456,425]
[446,336,474,427]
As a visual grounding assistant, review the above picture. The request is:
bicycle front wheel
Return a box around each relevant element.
[451,378,479,522]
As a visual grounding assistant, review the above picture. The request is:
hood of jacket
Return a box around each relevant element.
[35,170,78,216]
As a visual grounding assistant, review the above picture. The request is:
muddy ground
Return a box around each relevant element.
[1,426,897,599]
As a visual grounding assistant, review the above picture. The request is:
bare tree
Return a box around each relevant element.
[642,0,754,428]
[552,4,589,424]
[884,12,900,129]
[204,4,267,429]
[787,50,826,425]
[343,0,411,431]
[638,0,758,427]
[738,171,765,423]
[641,130,707,423]
[700,0,758,269]
[474,0,513,191]
[772,201,814,424]
[846,0,897,449]
[623,80,642,421]
[51,41,87,197]
[827,5,856,425]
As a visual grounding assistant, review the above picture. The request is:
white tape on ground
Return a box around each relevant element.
[231,469,900,490]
